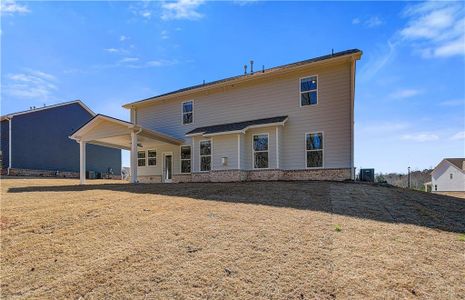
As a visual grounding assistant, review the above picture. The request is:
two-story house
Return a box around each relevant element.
[70,49,362,184]
[1,100,121,177]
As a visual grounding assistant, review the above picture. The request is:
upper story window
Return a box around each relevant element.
[253,134,269,169]
[200,140,211,171]
[137,151,146,167]
[182,101,193,125]
[450,173,453,179]
[180,146,191,173]
[300,76,318,106]
[306,132,323,168]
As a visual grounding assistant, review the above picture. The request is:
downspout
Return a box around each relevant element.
[350,59,357,180]
[130,107,137,125]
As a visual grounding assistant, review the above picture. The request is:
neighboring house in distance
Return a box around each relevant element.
[431,158,465,192]
[71,49,362,184]
[1,100,121,177]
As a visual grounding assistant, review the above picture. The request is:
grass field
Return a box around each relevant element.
[1,177,464,299]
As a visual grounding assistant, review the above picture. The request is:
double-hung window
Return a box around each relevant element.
[147,150,157,166]
[300,76,318,106]
[180,146,191,173]
[306,132,323,168]
[200,140,211,171]
[182,101,193,125]
[253,134,269,169]
[137,151,146,167]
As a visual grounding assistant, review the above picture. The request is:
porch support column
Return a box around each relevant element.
[276,127,280,169]
[79,141,86,185]
[130,131,138,183]
[237,134,241,169]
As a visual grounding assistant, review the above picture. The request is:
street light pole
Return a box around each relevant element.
[407,166,411,189]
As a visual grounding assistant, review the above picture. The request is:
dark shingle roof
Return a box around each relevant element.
[124,49,362,107]
[445,158,465,171]
[186,116,288,136]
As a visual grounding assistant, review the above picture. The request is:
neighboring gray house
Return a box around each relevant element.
[71,49,362,184]
[431,158,465,192]
[1,100,121,177]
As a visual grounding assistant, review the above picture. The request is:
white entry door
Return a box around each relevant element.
[163,153,173,183]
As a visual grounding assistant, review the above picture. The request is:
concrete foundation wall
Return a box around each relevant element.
[163,168,351,183]
[5,168,121,179]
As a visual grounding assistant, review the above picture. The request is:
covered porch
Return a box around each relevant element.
[69,114,184,184]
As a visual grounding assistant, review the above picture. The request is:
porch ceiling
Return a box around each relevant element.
[69,114,184,149]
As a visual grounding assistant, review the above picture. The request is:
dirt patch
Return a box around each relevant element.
[434,191,465,199]
[1,177,464,299]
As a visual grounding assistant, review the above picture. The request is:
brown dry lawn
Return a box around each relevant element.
[1,177,464,299]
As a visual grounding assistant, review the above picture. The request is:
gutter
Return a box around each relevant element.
[186,119,288,138]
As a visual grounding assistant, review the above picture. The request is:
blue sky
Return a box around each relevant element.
[1,0,464,173]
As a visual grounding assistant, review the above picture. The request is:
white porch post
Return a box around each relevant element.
[79,141,86,184]
[130,131,138,183]
[276,127,280,169]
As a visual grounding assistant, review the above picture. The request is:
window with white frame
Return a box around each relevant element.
[182,101,193,124]
[300,76,317,106]
[137,151,146,167]
[180,146,191,173]
[200,140,211,171]
[147,150,157,166]
[253,134,269,169]
[306,132,323,168]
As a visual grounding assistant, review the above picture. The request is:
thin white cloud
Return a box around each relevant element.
[389,88,422,99]
[3,70,57,99]
[161,0,205,21]
[93,58,179,70]
[129,1,153,20]
[120,35,129,42]
[358,122,410,135]
[366,16,383,28]
[359,39,397,80]
[119,57,140,63]
[400,2,465,58]
[361,2,464,78]
[439,99,465,106]
[161,30,169,40]
[401,133,439,142]
[450,131,465,140]
[352,16,383,28]
[104,48,119,53]
[233,0,259,6]
[0,0,30,15]
[146,59,178,67]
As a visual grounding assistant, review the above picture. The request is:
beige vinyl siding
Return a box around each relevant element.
[79,120,128,142]
[136,61,352,170]
[137,143,179,176]
[212,134,239,170]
